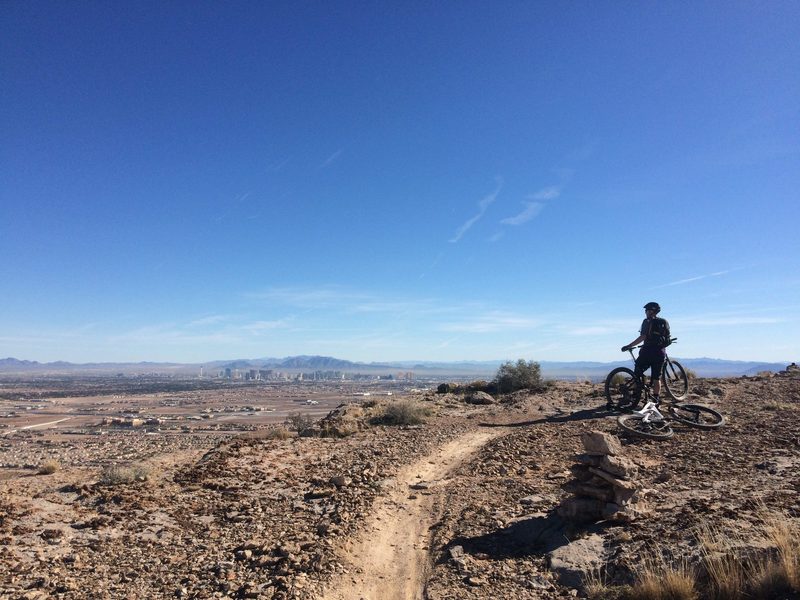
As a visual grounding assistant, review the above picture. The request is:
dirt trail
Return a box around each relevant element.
[318,428,503,600]
[1,417,72,435]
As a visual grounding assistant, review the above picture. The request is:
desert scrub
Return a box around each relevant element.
[264,426,292,440]
[495,359,547,393]
[99,464,151,485]
[37,460,59,475]
[286,412,315,433]
[612,516,800,600]
[372,399,428,425]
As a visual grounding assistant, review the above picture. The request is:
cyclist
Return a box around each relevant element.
[618,302,671,408]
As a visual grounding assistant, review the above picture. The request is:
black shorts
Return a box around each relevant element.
[634,346,666,380]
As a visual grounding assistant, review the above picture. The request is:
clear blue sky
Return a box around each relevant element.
[2,1,798,364]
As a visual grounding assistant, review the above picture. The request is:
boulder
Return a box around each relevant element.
[465,391,496,405]
[548,533,609,589]
[581,431,622,456]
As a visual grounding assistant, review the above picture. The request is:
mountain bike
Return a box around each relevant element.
[610,361,725,440]
[604,338,688,409]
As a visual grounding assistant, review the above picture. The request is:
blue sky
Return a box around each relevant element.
[2,1,798,364]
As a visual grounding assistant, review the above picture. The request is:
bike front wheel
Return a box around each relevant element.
[662,359,689,401]
[604,367,641,410]
[668,403,725,429]
[617,414,674,440]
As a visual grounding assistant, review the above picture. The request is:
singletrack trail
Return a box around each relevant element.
[318,429,502,600]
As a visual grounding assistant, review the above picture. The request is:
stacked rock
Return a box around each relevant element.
[557,430,640,523]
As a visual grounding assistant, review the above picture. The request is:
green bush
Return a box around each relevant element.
[372,400,428,426]
[495,359,545,393]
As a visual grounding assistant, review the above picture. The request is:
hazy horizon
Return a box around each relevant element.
[2,3,798,365]
[1,353,791,369]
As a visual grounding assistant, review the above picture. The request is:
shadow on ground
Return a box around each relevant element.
[479,406,613,428]
[439,512,596,561]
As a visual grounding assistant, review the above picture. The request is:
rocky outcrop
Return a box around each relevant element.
[556,431,641,523]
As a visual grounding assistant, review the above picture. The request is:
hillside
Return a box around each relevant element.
[1,368,798,598]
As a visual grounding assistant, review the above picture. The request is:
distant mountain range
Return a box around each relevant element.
[0,355,792,379]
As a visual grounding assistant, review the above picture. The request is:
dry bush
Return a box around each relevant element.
[372,399,428,426]
[264,427,292,440]
[698,523,749,599]
[749,513,800,597]
[696,513,800,599]
[627,552,699,600]
[286,412,315,433]
[584,566,625,600]
[99,464,151,485]
[609,515,799,600]
[37,460,59,475]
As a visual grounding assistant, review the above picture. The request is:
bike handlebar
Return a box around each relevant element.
[623,338,677,352]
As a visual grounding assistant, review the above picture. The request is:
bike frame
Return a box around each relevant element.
[626,337,679,385]
[633,400,666,423]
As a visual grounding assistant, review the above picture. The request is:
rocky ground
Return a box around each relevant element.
[1,369,799,599]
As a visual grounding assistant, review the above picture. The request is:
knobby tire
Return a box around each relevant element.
[604,367,641,410]
[662,359,689,401]
[617,414,675,440]
[668,403,725,429]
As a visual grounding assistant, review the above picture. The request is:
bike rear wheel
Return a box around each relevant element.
[662,359,689,401]
[668,403,725,429]
[617,414,674,440]
[604,367,642,410]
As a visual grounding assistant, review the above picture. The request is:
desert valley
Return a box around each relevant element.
[1,367,798,600]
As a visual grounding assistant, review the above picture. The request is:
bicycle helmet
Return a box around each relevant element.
[643,302,661,313]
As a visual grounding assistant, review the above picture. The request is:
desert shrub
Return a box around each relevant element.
[684,368,698,380]
[264,427,292,440]
[495,359,545,393]
[37,460,59,475]
[286,412,315,433]
[99,464,150,485]
[372,400,428,426]
[361,398,379,408]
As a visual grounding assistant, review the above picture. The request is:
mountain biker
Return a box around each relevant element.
[618,302,671,408]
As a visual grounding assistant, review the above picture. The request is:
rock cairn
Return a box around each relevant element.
[557,430,640,523]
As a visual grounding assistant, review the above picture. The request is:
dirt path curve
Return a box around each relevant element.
[317,428,504,600]
[1,417,72,436]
